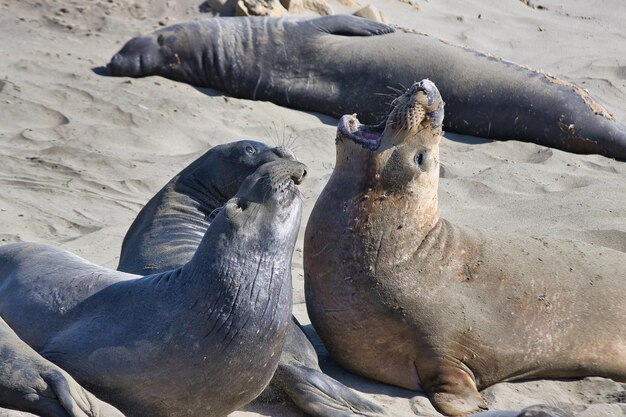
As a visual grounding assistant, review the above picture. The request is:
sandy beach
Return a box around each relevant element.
[0,0,624,416]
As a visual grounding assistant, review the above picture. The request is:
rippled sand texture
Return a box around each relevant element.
[0,0,625,416]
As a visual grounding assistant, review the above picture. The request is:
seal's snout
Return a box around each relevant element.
[412,79,438,107]
[265,161,307,201]
[385,79,444,134]
[107,53,126,76]
[107,36,160,77]
[412,79,445,128]
[226,160,306,227]
[272,146,297,162]
[237,160,308,203]
[335,79,444,151]
[276,160,307,187]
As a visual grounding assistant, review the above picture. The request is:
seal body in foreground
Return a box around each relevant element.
[117,140,386,417]
[107,15,626,159]
[303,80,626,416]
[0,317,125,417]
[0,160,306,417]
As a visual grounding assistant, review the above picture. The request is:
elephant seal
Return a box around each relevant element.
[106,15,626,159]
[303,80,626,416]
[0,159,307,417]
[0,317,125,417]
[118,141,386,417]
[118,140,297,274]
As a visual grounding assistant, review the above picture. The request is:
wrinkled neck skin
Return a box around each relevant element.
[145,163,234,239]
[116,173,220,275]
[155,17,290,94]
[167,199,301,343]
[175,170,231,222]
[333,139,440,267]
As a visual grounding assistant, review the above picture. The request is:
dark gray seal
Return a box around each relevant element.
[0,317,125,417]
[118,140,386,417]
[0,159,306,417]
[303,80,626,416]
[106,15,626,159]
[118,140,297,274]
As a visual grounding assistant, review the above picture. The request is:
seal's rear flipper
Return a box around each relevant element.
[309,15,395,37]
[276,363,387,417]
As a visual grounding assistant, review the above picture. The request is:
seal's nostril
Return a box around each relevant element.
[291,166,307,185]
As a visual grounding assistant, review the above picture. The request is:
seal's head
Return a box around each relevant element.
[334,79,444,205]
[217,159,307,256]
[180,140,297,218]
[107,35,162,77]
[107,25,201,81]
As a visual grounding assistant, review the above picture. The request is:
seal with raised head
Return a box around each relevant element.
[117,140,386,417]
[106,15,626,159]
[0,316,125,417]
[303,80,626,416]
[0,159,306,417]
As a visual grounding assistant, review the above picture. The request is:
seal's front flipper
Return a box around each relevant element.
[309,15,395,37]
[425,366,487,417]
[46,370,126,417]
[275,362,387,417]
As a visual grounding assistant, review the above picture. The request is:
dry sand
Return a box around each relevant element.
[0,0,624,416]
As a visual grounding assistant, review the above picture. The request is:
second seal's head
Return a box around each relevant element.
[334,79,444,200]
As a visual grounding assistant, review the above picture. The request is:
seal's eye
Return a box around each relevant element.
[415,153,425,165]
[245,145,256,155]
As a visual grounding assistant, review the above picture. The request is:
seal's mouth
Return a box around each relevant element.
[336,79,444,151]
[337,116,386,151]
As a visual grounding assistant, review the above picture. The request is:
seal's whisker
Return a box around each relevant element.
[286,133,297,150]
[272,121,284,148]
[248,200,263,218]
[261,125,280,148]
[386,85,404,95]
[374,92,399,99]
[208,205,224,221]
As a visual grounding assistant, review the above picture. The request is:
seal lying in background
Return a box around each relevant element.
[106,15,626,160]
[118,140,386,417]
[303,80,626,416]
[0,317,125,417]
[0,160,306,417]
